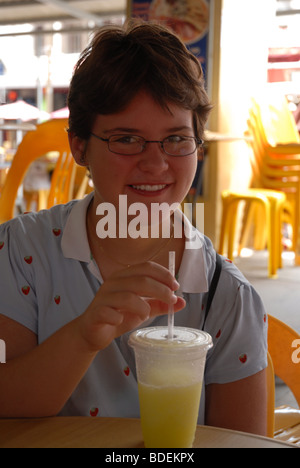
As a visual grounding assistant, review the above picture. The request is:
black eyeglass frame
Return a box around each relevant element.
[90,132,204,157]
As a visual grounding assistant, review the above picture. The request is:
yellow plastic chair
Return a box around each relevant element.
[75,170,92,200]
[0,119,70,224]
[267,315,300,445]
[248,108,300,175]
[46,152,76,209]
[266,351,276,438]
[219,189,286,278]
[247,101,300,261]
[28,156,91,211]
[248,105,300,196]
[246,116,296,250]
[254,95,300,146]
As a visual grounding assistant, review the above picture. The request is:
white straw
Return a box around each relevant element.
[168,251,176,340]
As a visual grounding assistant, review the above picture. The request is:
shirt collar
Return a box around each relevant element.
[175,211,208,294]
[61,192,93,263]
[61,194,208,294]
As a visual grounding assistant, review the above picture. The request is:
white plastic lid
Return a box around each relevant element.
[129,326,212,351]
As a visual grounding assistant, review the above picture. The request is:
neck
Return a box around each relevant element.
[86,196,183,271]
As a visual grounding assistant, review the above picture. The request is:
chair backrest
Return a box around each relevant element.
[268,314,300,409]
[0,119,69,224]
[247,108,300,192]
[246,115,265,186]
[251,96,300,146]
[266,351,275,438]
[75,171,91,200]
[47,152,76,208]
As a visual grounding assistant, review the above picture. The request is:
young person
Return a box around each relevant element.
[0,21,268,435]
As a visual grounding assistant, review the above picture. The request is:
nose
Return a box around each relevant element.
[138,142,169,173]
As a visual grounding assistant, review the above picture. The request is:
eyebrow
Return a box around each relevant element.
[103,128,140,135]
[103,126,193,135]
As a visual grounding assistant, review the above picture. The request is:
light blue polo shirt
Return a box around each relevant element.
[0,193,268,421]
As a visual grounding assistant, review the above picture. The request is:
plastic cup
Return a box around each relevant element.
[129,326,213,448]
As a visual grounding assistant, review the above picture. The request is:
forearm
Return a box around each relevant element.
[0,317,97,418]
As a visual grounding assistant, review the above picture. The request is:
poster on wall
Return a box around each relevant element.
[127,0,210,79]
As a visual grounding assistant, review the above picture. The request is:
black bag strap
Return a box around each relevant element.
[202,253,223,330]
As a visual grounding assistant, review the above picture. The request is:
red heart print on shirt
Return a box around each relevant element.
[52,228,61,237]
[54,295,61,305]
[22,286,30,296]
[90,408,99,417]
[239,354,247,364]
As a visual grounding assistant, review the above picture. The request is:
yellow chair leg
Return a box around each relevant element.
[219,189,286,278]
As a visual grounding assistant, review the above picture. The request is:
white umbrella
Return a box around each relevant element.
[50,107,69,119]
[0,100,49,121]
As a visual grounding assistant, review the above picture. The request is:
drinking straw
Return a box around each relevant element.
[168,251,176,340]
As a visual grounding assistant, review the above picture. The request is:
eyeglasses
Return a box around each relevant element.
[90,133,204,157]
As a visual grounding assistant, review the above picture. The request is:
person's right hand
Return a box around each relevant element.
[76,261,185,352]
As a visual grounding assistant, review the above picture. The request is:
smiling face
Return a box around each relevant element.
[71,91,199,217]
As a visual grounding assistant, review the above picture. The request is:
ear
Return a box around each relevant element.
[68,131,88,167]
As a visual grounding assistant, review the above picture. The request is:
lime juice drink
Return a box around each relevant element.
[129,327,212,448]
[138,378,203,447]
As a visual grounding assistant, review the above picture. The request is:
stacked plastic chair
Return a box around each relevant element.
[247,96,300,265]
[219,95,300,277]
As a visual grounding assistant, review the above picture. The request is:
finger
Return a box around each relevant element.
[111,261,179,291]
[146,295,186,317]
[93,290,151,322]
[107,275,178,307]
[115,312,149,337]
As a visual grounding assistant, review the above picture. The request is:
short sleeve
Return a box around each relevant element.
[0,221,38,333]
[204,264,268,385]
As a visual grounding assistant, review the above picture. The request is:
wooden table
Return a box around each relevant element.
[0,417,296,449]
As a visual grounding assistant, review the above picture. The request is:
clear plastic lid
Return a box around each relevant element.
[129,326,212,351]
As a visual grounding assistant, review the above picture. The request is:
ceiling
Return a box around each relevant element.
[0,0,297,28]
[0,0,127,26]
[277,0,300,16]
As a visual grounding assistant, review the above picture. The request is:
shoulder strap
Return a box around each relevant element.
[202,253,223,330]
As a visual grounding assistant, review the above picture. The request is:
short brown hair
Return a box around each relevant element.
[68,20,212,140]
